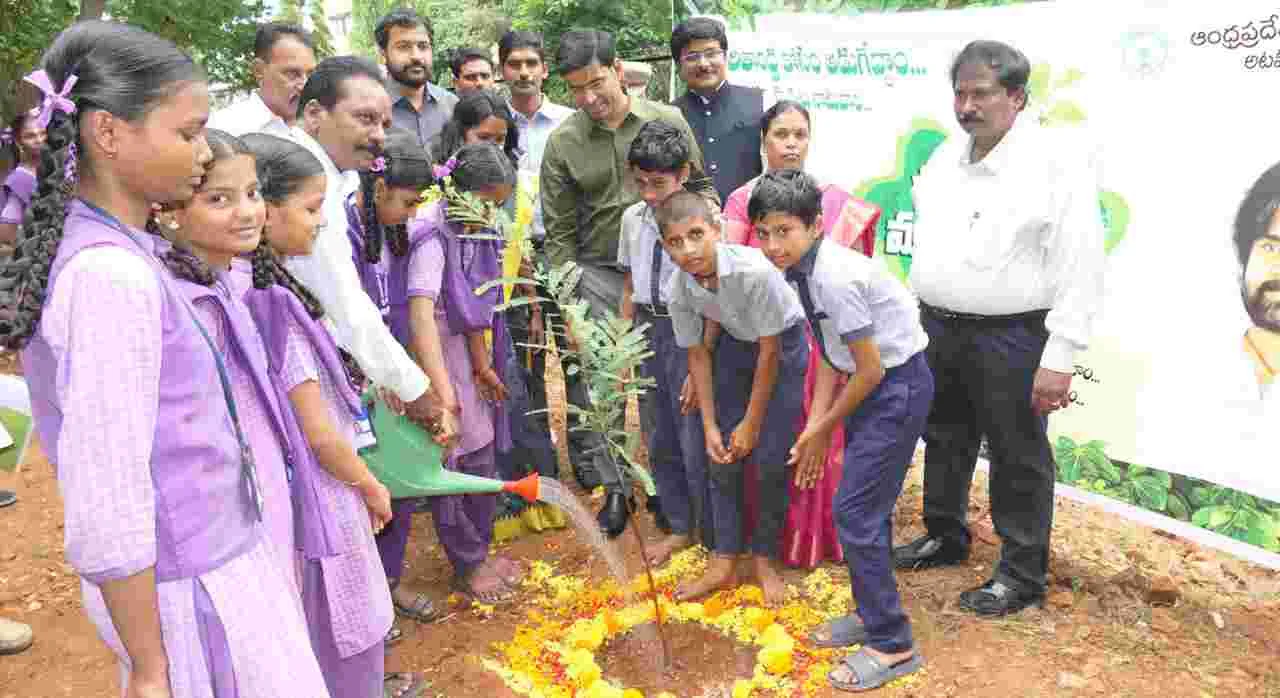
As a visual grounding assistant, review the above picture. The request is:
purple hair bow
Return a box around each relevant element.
[370,156,386,173]
[24,69,78,129]
[433,156,458,180]
[0,128,12,145]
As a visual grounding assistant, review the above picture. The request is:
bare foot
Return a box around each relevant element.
[754,556,787,606]
[645,533,691,567]
[675,555,738,601]
[455,563,514,604]
[491,555,523,587]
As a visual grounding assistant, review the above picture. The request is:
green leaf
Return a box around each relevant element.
[1132,475,1168,512]
[1208,506,1235,530]
[1166,492,1191,521]
[1057,447,1081,483]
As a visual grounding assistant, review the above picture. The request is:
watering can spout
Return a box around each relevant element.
[502,473,540,503]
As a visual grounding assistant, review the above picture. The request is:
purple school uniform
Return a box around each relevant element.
[165,257,302,601]
[22,200,328,697]
[0,166,36,225]
[245,282,394,697]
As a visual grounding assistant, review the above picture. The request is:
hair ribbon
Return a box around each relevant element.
[370,156,387,173]
[432,156,459,180]
[24,69,78,130]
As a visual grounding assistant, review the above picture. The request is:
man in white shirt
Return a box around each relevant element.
[290,56,438,695]
[892,40,1105,617]
[209,22,317,138]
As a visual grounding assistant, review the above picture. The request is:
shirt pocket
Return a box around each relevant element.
[963,196,1050,270]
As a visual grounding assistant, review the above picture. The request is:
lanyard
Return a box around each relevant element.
[72,200,264,520]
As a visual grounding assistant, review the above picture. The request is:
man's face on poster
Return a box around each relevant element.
[1244,209,1280,332]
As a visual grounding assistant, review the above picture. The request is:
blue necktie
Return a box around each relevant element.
[650,238,664,308]
[787,269,835,368]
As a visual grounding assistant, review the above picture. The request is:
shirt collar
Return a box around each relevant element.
[249,91,288,129]
[693,80,727,104]
[394,83,445,112]
[960,114,1026,174]
[785,237,823,281]
[590,95,647,134]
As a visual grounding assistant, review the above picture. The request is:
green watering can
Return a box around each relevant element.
[358,393,540,503]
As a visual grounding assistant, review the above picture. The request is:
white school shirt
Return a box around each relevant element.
[283,128,430,402]
[909,117,1105,373]
[208,91,293,138]
[616,201,679,306]
[789,238,928,373]
[666,243,804,348]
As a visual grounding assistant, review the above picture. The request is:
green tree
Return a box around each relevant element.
[0,0,78,130]
[106,0,267,89]
[279,0,303,24]
[308,0,335,59]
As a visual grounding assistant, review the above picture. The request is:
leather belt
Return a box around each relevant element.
[920,302,1048,325]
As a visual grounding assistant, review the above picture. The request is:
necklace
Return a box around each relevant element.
[1245,331,1277,379]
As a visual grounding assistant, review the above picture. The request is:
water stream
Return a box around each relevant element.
[535,476,672,670]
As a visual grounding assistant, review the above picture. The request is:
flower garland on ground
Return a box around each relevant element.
[480,548,923,697]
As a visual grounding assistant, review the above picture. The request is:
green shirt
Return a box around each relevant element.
[540,97,718,270]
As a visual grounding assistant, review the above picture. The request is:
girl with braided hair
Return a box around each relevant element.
[238,132,424,698]
[0,110,45,250]
[1,21,328,697]
[370,142,518,605]
[152,129,309,603]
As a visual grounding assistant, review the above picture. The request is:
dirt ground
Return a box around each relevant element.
[2,347,1279,698]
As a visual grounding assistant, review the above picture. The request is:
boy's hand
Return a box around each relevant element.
[359,475,394,531]
[728,419,761,462]
[432,408,461,451]
[704,424,733,465]
[679,374,698,415]
[788,424,830,489]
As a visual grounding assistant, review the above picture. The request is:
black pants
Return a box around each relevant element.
[920,307,1056,594]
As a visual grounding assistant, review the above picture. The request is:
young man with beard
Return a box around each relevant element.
[893,40,1105,618]
[541,29,717,537]
[670,17,765,205]
[289,59,440,696]
[1233,166,1280,410]
[210,22,317,138]
[377,8,458,148]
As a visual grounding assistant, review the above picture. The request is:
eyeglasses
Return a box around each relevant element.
[680,48,725,66]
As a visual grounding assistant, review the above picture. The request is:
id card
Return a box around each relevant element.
[354,400,378,452]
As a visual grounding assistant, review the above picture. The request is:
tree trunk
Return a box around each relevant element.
[78,0,108,21]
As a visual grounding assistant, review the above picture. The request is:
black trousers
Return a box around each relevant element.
[920,307,1056,594]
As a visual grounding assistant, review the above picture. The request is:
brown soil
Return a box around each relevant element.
[3,347,1280,697]
[597,622,757,697]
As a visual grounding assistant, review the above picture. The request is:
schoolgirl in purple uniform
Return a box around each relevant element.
[3,22,326,697]
[239,132,413,698]
[0,110,45,248]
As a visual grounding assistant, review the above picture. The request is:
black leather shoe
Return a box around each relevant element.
[597,491,631,539]
[646,495,672,534]
[958,579,1044,617]
[892,535,969,570]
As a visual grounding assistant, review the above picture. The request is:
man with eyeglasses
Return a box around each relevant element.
[670,17,766,203]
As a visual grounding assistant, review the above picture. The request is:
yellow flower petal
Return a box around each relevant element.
[732,678,754,698]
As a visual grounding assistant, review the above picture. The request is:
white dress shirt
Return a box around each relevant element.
[208,91,293,138]
[909,118,1105,373]
[510,96,574,240]
[283,128,430,402]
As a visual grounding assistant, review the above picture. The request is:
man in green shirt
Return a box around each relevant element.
[540,29,717,536]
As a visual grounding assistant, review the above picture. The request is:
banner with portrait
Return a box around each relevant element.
[715,0,1280,557]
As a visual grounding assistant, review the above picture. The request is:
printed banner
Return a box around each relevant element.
[717,0,1280,552]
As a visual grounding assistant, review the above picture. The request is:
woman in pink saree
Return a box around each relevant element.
[722,100,880,568]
